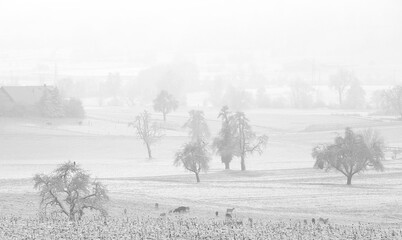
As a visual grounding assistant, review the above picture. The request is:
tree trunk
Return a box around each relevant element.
[163,112,166,122]
[224,161,230,170]
[146,143,152,159]
[221,156,231,170]
[241,155,246,171]
[195,172,200,183]
[69,211,75,221]
[346,175,352,185]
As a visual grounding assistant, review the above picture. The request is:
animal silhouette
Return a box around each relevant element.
[319,217,329,224]
[173,206,190,214]
[226,208,235,214]
[248,218,253,227]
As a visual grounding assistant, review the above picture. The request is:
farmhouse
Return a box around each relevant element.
[0,85,54,112]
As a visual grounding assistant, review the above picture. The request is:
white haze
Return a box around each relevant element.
[0,0,401,66]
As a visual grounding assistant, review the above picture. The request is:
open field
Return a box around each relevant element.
[1,107,402,227]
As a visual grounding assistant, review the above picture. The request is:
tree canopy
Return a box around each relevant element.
[212,106,239,169]
[153,90,178,122]
[382,85,402,119]
[39,88,65,118]
[174,141,211,183]
[183,110,210,143]
[312,128,384,185]
[33,161,109,221]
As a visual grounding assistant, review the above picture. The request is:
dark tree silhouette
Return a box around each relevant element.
[174,141,211,183]
[312,128,385,185]
[129,110,163,159]
[232,112,268,171]
[33,161,109,221]
[212,106,238,169]
[153,90,178,122]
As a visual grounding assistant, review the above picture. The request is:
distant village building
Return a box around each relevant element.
[0,85,54,113]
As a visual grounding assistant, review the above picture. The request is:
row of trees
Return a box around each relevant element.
[32,126,386,221]
[175,108,268,182]
[209,69,402,112]
[32,126,386,222]
[131,102,268,182]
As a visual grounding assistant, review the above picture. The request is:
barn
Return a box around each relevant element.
[0,85,54,113]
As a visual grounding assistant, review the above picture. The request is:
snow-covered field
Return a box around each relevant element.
[1,107,402,225]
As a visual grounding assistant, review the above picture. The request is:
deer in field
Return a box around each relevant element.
[319,217,329,224]
[225,208,235,219]
[173,206,190,214]
[226,208,235,214]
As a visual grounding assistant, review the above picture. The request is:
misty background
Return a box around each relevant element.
[0,0,401,109]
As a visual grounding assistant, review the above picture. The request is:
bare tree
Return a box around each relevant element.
[153,90,178,122]
[33,161,109,221]
[174,141,211,183]
[329,69,354,106]
[232,112,268,171]
[129,110,163,159]
[312,128,384,185]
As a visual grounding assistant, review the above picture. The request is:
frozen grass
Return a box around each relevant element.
[1,107,402,226]
[1,166,402,226]
[1,215,401,240]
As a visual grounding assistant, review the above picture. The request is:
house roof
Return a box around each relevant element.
[0,86,54,105]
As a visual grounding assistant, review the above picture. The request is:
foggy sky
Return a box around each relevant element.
[0,0,401,65]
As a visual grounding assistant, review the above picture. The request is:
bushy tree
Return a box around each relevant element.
[212,106,238,169]
[344,80,366,109]
[64,98,85,118]
[232,112,268,171]
[153,90,178,122]
[312,128,384,185]
[174,141,211,183]
[33,161,109,220]
[183,110,210,143]
[39,88,65,118]
[382,85,402,119]
[129,110,163,159]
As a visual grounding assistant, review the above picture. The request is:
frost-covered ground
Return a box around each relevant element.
[1,107,402,226]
